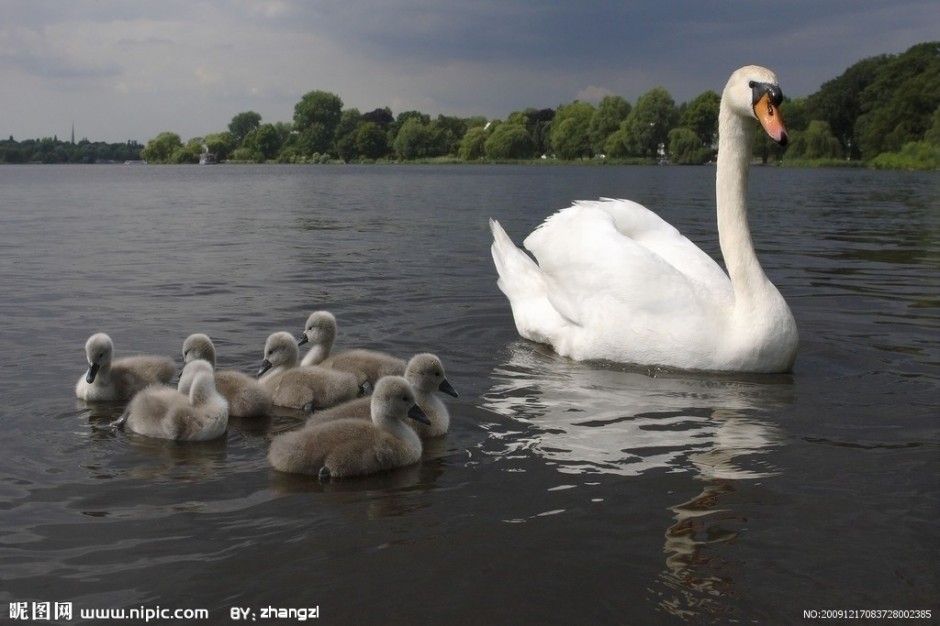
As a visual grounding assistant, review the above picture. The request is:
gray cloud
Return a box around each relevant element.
[0,0,936,143]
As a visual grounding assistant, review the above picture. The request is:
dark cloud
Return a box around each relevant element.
[0,0,936,142]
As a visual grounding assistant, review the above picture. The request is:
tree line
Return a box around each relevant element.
[0,137,143,164]
[3,42,937,168]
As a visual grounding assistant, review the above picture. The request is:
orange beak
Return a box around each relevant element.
[754,92,788,146]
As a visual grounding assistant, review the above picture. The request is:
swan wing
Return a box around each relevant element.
[528,198,730,295]
[490,219,572,344]
[491,200,736,363]
[523,201,731,323]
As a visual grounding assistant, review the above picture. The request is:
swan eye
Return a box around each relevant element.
[749,80,783,107]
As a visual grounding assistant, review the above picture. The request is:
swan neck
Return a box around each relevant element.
[716,104,766,298]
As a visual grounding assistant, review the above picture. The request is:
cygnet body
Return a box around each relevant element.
[182,333,272,418]
[118,360,228,441]
[258,331,360,411]
[268,376,430,478]
[75,333,175,402]
[308,353,458,438]
[298,311,406,387]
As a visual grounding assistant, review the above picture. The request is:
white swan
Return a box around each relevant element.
[490,65,798,373]
[116,360,228,441]
[257,331,361,411]
[267,376,430,478]
[306,352,459,438]
[75,333,175,401]
[182,333,273,418]
[297,310,405,387]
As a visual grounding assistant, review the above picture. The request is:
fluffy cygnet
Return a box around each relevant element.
[258,331,360,411]
[115,360,228,441]
[75,333,175,402]
[182,333,272,418]
[308,353,458,438]
[297,310,405,387]
[267,376,430,478]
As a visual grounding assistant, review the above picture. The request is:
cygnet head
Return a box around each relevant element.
[372,376,431,426]
[178,359,214,394]
[725,65,788,146]
[406,353,459,397]
[83,333,114,383]
[182,333,217,366]
[258,331,300,376]
[297,311,337,347]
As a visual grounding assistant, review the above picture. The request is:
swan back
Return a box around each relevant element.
[258,332,359,410]
[182,335,272,417]
[178,359,214,394]
[122,366,228,441]
[322,349,406,388]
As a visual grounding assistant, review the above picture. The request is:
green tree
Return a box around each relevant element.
[361,107,395,130]
[393,117,432,160]
[603,129,630,158]
[431,115,467,157]
[356,122,388,160]
[243,124,283,161]
[551,101,595,159]
[679,90,720,147]
[786,120,843,160]
[228,112,262,147]
[459,125,489,161]
[334,108,363,162]
[293,90,344,156]
[621,87,678,158]
[141,132,183,163]
[484,123,535,159]
[589,96,632,154]
[668,127,712,164]
[203,132,233,162]
[855,42,940,158]
[925,105,940,146]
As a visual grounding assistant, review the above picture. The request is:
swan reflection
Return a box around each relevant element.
[482,342,791,479]
[483,341,794,617]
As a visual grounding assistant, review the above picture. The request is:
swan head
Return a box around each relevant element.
[84,333,114,383]
[726,65,788,146]
[297,310,336,347]
[371,376,431,426]
[406,353,459,398]
[258,331,299,376]
[182,333,216,366]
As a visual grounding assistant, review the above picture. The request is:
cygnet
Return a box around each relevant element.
[267,376,430,478]
[297,310,405,388]
[75,333,175,402]
[308,353,458,438]
[182,333,272,418]
[258,331,360,411]
[114,360,228,441]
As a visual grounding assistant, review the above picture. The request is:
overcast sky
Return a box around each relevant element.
[2,0,937,144]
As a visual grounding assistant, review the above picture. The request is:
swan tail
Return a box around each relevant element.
[489,219,570,344]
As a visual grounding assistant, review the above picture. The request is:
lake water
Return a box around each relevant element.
[0,163,937,624]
